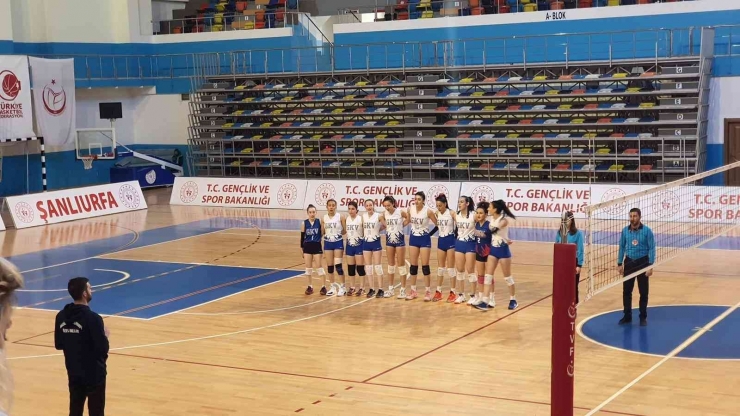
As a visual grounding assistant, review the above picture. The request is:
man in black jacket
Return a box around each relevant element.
[55,277,109,416]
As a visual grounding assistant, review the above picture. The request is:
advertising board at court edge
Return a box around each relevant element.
[304,180,461,212]
[7,181,147,229]
[169,177,308,209]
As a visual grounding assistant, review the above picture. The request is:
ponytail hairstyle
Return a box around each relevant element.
[476,201,490,213]
[347,201,358,214]
[435,194,448,210]
[382,195,397,208]
[306,204,316,213]
[566,210,577,235]
[414,191,426,202]
[492,199,516,219]
[458,196,475,216]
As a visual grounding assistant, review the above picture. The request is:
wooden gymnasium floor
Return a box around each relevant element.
[3,188,739,416]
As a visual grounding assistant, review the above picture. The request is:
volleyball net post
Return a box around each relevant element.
[551,210,577,416]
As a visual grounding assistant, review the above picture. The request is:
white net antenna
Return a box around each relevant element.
[584,160,740,301]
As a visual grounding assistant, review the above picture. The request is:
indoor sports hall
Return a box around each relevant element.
[1,1,740,415]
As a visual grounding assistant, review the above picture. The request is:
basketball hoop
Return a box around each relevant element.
[81,155,97,170]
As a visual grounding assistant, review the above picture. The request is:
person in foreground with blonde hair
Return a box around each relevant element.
[0,258,25,416]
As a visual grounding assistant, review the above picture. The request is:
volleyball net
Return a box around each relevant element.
[551,160,740,416]
[583,160,740,303]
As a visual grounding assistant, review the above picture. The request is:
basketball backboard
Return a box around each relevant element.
[76,128,116,159]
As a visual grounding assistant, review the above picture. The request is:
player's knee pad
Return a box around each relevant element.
[335,263,344,276]
[437,267,445,277]
[505,276,515,286]
[357,265,366,276]
[447,268,457,279]
[468,273,476,283]
[366,266,373,277]
[374,265,384,276]
[348,264,356,276]
[422,265,431,276]
[327,265,335,274]
[388,265,397,275]
[317,268,326,276]
[477,275,485,285]
[398,266,407,276]
[305,268,313,276]
[409,265,419,276]
[456,272,465,281]
[484,274,493,285]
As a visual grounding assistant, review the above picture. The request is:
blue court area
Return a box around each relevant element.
[580,305,740,360]
[12,217,301,319]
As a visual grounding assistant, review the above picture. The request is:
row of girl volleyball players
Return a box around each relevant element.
[300,191,519,311]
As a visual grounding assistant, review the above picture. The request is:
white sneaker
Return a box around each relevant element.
[337,286,346,297]
[384,288,395,298]
[488,298,496,308]
[397,288,406,299]
[454,293,467,304]
[467,295,479,305]
[326,284,337,296]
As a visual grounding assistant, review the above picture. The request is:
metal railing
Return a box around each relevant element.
[338,0,700,20]
[712,24,740,56]
[36,25,724,86]
[207,26,698,77]
[155,3,299,35]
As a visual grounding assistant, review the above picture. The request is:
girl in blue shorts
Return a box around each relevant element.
[475,200,518,312]
[301,204,326,295]
[471,202,493,307]
[406,191,438,301]
[453,196,476,304]
[344,201,365,297]
[322,199,345,296]
[362,199,384,298]
[381,196,409,299]
[434,194,456,302]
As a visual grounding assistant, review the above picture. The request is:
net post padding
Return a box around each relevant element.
[551,241,577,416]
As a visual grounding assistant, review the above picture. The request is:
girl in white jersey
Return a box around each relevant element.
[406,191,438,301]
[474,199,518,311]
[322,199,345,296]
[381,196,410,299]
[344,201,365,296]
[433,194,456,302]
[453,196,478,304]
[362,199,383,298]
